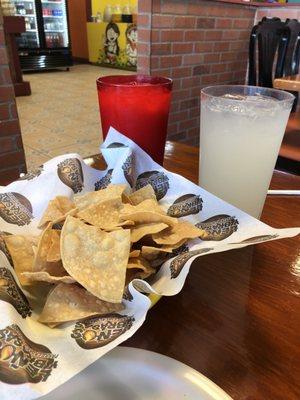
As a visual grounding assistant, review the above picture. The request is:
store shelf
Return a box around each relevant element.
[43,15,63,18]
[15,0,34,2]
[26,29,37,32]
[41,1,62,4]
[24,14,36,17]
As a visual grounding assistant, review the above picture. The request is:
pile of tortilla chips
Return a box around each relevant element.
[3,184,206,328]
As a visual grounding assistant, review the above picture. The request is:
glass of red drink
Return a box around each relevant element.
[97,75,173,164]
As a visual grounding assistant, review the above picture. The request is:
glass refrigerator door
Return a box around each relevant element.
[13,0,39,48]
[41,0,69,48]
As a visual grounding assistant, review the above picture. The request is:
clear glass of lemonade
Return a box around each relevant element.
[200,85,294,218]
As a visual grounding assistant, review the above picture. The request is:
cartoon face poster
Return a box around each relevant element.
[126,24,137,67]
[104,22,120,64]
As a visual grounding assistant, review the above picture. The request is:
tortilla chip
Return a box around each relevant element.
[77,197,132,230]
[127,257,155,275]
[38,283,124,326]
[4,235,38,285]
[46,230,61,262]
[61,216,130,303]
[141,246,173,261]
[21,271,75,284]
[128,185,156,205]
[152,221,205,246]
[121,199,164,215]
[74,184,126,211]
[129,249,140,258]
[120,211,177,228]
[130,222,168,243]
[38,196,75,228]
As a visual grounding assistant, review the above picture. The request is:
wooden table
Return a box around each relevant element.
[89,141,300,400]
[274,75,300,92]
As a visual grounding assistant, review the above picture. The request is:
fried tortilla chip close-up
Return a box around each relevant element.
[38,196,75,229]
[38,283,124,326]
[4,235,38,285]
[61,216,131,303]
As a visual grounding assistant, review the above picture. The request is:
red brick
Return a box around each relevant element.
[214,42,230,52]
[204,53,220,63]
[211,63,227,73]
[174,16,196,29]
[9,103,18,119]
[0,119,21,137]
[137,56,150,74]
[181,76,201,88]
[172,43,193,54]
[185,30,205,42]
[187,4,209,16]
[193,65,210,75]
[230,41,248,51]
[151,56,160,69]
[233,18,253,29]
[161,2,187,15]
[137,43,150,55]
[216,19,232,29]
[0,30,4,44]
[137,14,150,27]
[187,127,199,140]
[205,5,229,17]
[152,43,171,55]
[0,150,26,168]
[170,101,180,113]
[222,30,240,40]
[220,52,237,62]
[152,0,161,13]
[169,110,189,124]
[151,68,171,76]
[160,56,182,68]
[167,122,179,135]
[224,7,245,17]
[172,67,192,78]
[197,18,215,29]
[172,78,181,91]
[0,136,16,153]
[138,0,152,13]
[179,118,198,131]
[183,54,203,66]
[218,72,235,82]
[0,48,8,65]
[161,30,184,42]
[189,107,200,118]
[0,85,14,101]
[201,74,219,85]
[180,98,199,111]
[152,15,174,28]
[172,89,190,101]
[190,87,201,97]
[194,42,213,53]
[205,31,222,41]
[168,131,187,142]
[239,31,250,40]
[151,30,160,42]
[0,66,12,85]
[0,103,10,120]
[138,29,151,42]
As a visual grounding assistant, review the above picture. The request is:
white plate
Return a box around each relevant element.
[41,347,232,400]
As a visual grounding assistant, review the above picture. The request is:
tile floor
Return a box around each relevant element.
[17,64,133,170]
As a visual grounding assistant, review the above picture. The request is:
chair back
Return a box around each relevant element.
[248,18,290,87]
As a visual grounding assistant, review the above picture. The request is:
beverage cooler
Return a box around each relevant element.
[13,0,72,71]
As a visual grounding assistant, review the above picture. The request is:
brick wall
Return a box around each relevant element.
[0,10,26,185]
[138,0,256,145]
[255,6,300,23]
